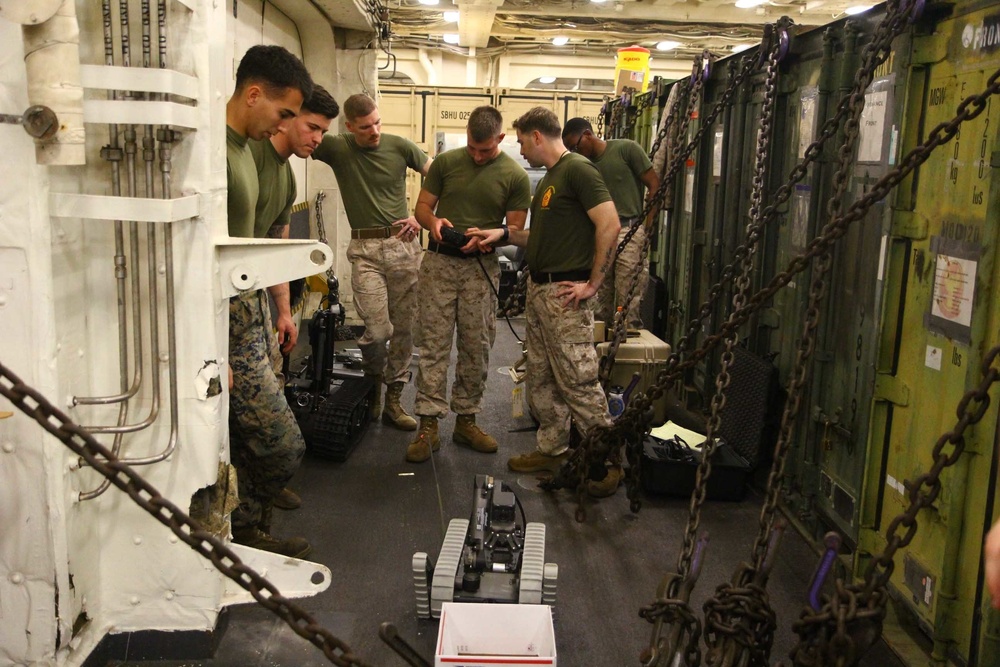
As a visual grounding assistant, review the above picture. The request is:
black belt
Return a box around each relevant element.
[530,269,590,284]
[427,240,479,259]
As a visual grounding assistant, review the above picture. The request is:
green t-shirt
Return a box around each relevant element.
[592,139,653,219]
[311,133,427,229]
[227,125,258,238]
[249,138,296,238]
[423,148,531,232]
[526,152,612,274]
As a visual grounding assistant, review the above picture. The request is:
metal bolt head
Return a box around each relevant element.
[22,105,58,140]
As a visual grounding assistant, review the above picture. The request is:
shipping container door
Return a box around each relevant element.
[864,10,1000,662]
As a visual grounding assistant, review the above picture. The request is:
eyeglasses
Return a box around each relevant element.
[566,135,584,153]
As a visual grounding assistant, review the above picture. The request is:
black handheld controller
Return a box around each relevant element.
[439,226,469,247]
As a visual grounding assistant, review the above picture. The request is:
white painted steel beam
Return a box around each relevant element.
[221,544,332,605]
[217,239,334,296]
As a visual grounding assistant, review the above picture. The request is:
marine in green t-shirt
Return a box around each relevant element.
[224,44,315,558]
[591,139,654,219]
[526,152,613,274]
[562,118,662,329]
[562,120,659,221]
[248,84,340,357]
[305,93,429,433]
[421,147,531,233]
[311,132,428,229]
[407,106,531,463]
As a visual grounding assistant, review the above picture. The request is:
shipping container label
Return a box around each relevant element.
[926,236,981,343]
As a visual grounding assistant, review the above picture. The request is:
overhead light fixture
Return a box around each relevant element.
[656,40,681,51]
[552,36,569,46]
[417,0,439,5]
[443,33,460,44]
[731,43,754,53]
[844,4,872,13]
[591,0,607,4]
[443,10,459,22]
[539,76,556,84]
[735,0,766,7]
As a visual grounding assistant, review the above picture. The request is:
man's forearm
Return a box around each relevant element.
[589,214,621,289]
[267,282,291,319]
[414,202,436,230]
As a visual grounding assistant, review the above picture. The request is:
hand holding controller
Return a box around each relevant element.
[439,226,469,247]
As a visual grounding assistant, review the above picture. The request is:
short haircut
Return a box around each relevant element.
[468,106,503,142]
[562,117,593,141]
[512,107,561,139]
[344,93,377,121]
[302,84,340,119]
[234,45,313,101]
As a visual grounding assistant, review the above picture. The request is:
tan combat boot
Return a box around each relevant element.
[383,381,417,430]
[406,417,440,463]
[453,414,497,453]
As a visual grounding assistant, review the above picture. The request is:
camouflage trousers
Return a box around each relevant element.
[347,236,421,384]
[414,251,498,417]
[593,222,648,329]
[526,279,612,455]
[229,290,305,530]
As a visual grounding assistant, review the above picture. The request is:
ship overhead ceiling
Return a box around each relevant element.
[383,0,863,55]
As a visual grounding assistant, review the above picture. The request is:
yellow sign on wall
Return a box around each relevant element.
[614,46,651,96]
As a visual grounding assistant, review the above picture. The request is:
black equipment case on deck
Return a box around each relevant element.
[640,436,750,501]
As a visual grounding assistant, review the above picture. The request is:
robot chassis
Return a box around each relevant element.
[413,474,558,619]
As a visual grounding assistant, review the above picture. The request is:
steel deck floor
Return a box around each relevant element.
[111,317,908,667]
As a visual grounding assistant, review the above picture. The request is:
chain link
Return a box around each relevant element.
[0,361,373,667]
[315,190,337,283]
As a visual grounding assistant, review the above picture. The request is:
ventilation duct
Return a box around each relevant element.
[457,0,504,48]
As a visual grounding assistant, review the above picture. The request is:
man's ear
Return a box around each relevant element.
[245,83,263,107]
[497,132,506,143]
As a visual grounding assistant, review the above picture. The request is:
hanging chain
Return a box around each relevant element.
[315,190,337,282]
[791,344,1000,665]
[597,97,608,139]
[0,362,373,667]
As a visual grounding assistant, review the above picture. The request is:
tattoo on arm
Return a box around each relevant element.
[599,248,613,274]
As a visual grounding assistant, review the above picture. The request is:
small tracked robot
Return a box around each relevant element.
[413,474,558,619]
[284,275,376,461]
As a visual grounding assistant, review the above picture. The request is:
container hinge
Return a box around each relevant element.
[910,34,949,66]
[874,373,910,406]
[890,210,928,240]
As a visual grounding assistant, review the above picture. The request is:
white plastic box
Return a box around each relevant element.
[435,603,557,667]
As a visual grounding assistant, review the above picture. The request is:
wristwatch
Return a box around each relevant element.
[500,226,510,243]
